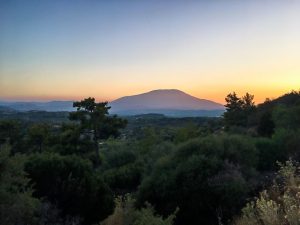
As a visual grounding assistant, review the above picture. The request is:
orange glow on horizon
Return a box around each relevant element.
[1,85,299,106]
[1,1,300,104]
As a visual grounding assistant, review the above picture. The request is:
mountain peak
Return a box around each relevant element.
[148,89,184,93]
[109,89,225,116]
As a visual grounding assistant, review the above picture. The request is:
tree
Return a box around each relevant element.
[224,92,256,129]
[224,92,244,128]
[0,145,40,225]
[0,120,21,145]
[241,93,256,117]
[137,135,259,225]
[241,93,255,110]
[0,120,24,153]
[69,97,127,167]
[257,112,275,137]
[27,123,50,153]
[25,153,114,225]
[272,105,300,130]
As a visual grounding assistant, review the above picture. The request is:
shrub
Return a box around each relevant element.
[101,195,177,225]
[234,160,300,225]
[25,153,114,225]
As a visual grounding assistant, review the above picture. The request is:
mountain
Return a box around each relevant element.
[0,101,74,112]
[109,89,225,117]
[0,89,225,117]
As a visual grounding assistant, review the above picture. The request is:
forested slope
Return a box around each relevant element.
[0,91,300,225]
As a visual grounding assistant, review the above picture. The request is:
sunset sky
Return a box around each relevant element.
[0,0,300,104]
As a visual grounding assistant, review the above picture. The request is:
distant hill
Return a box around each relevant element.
[258,91,300,110]
[109,89,225,117]
[0,105,16,113]
[0,89,225,117]
[0,101,74,112]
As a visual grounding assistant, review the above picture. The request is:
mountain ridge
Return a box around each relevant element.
[109,89,224,117]
[0,89,225,117]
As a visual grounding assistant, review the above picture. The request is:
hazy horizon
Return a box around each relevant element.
[0,88,298,105]
[1,0,300,104]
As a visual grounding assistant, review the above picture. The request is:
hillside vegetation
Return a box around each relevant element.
[0,91,300,225]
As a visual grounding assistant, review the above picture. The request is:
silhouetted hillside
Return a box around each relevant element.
[109,89,224,117]
[0,101,74,112]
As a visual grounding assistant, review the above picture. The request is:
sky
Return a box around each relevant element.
[0,0,300,104]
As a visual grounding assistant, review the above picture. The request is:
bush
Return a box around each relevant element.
[234,160,300,225]
[101,195,177,225]
[137,135,259,225]
[0,145,40,225]
[25,153,114,225]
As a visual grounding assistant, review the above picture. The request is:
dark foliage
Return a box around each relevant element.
[69,97,127,167]
[1,92,300,225]
[25,153,114,225]
[137,135,258,225]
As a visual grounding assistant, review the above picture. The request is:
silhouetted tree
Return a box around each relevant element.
[224,92,256,128]
[242,93,255,113]
[224,92,244,128]
[69,97,127,167]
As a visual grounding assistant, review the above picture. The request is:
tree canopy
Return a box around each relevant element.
[69,97,127,166]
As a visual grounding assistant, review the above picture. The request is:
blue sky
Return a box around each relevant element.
[1,0,300,102]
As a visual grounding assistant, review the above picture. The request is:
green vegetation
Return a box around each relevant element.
[101,195,177,225]
[0,91,300,225]
[235,160,300,225]
[0,145,40,225]
[69,97,127,167]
